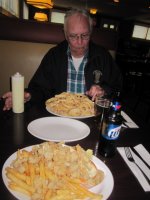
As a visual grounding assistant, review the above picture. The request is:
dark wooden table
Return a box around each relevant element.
[0,103,150,200]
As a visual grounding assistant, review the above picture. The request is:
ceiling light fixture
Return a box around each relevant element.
[90,8,97,15]
[26,0,53,9]
[34,12,48,21]
[113,0,120,3]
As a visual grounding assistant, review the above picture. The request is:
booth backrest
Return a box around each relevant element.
[0,17,118,96]
[0,40,55,95]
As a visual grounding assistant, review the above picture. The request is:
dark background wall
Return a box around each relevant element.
[0,17,118,51]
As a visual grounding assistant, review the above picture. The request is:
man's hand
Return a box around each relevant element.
[2,92,31,111]
[86,85,105,101]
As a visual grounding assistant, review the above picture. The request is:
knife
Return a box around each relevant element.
[131,147,150,170]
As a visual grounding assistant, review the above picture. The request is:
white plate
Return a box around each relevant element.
[27,117,90,142]
[2,145,114,200]
[46,106,95,119]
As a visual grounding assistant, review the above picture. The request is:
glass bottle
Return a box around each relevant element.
[98,92,122,157]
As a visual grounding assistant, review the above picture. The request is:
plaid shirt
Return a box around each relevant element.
[67,47,88,93]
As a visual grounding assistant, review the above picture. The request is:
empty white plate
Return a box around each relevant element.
[27,117,90,142]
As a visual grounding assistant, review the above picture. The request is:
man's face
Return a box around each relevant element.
[65,14,91,58]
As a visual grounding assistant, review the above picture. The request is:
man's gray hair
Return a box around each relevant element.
[64,8,93,35]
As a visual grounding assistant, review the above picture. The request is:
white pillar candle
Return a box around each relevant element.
[12,72,24,113]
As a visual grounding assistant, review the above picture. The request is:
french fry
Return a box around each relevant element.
[6,172,35,194]
[9,183,31,196]
[56,189,78,199]
[44,189,53,200]
[39,158,45,179]
[45,167,53,179]
[23,162,29,175]
[69,181,102,199]
[70,182,102,199]
[6,167,30,185]
[28,163,35,185]
[65,182,86,198]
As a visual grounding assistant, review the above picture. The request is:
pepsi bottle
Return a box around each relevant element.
[98,92,122,157]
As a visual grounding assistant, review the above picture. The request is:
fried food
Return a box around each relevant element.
[45,92,94,117]
[6,142,104,200]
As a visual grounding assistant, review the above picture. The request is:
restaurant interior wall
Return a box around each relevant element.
[115,20,150,123]
[116,20,150,77]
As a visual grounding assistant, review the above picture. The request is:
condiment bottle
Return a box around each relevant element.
[12,72,24,113]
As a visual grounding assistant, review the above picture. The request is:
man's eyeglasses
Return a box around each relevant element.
[68,33,90,41]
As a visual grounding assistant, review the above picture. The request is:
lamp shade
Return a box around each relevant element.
[34,12,48,21]
[26,0,53,9]
[90,8,97,15]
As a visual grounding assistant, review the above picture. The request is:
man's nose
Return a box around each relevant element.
[76,36,83,44]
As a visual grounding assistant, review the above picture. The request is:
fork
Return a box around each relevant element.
[124,147,150,185]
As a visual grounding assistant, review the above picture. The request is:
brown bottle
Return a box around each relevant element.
[98,92,122,157]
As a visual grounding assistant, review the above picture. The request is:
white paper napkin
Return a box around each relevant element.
[117,147,150,192]
[134,144,150,167]
[121,111,139,128]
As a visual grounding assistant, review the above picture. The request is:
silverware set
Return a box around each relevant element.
[124,147,150,185]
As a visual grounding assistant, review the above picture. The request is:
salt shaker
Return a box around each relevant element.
[12,72,24,113]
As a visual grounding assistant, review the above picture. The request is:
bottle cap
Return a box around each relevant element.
[12,72,23,78]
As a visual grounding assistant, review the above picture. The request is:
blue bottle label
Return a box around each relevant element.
[102,124,121,140]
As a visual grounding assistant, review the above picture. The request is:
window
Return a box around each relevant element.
[146,28,150,40]
[110,24,115,29]
[132,24,150,40]
[132,25,148,39]
[100,18,118,31]
[103,23,109,28]
[0,0,19,17]
[50,10,65,24]
[23,1,29,20]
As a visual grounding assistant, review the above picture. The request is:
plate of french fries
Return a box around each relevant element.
[2,142,114,200]
[45,92,95,118]
[27,117,90,142]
